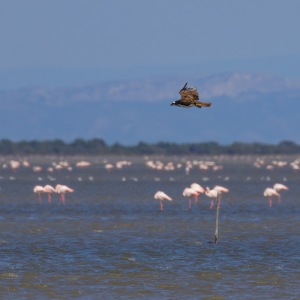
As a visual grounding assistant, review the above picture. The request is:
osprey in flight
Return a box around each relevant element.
[171,82,212,108]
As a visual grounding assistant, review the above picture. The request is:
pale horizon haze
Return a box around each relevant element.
[1,0,300,145]
[0,0,300,88]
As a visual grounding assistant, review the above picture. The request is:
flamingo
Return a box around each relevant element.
[43,184,56,203]
[263,187,279,207]
[205,187,219,209]
[154,191,172,211]
[55,184,74,205]
[33,185,45,204]
[213,185,229,193]
[273,183,288,203]
[190,183,205,203]
[183,187,198,209]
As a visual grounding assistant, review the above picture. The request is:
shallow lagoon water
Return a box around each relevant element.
[0,155,299,299]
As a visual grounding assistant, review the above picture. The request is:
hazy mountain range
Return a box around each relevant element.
[1,72,299,145]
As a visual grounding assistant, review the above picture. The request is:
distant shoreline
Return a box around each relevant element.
[0,139,299,156]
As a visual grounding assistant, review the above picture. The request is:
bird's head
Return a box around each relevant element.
[170,101,177,106]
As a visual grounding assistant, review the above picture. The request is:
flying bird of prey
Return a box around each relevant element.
[171,82,212,108]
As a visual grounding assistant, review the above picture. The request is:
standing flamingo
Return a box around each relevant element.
[273,183,288,203]
[204,187,219,209]
[154,191,172,211]
[33,185,45,204]
[43,184,56,203]
[183,187,198,209]
[190,183,205,203]
[55,184,74,205]
[213,185,229,206]
[263,187,279,207]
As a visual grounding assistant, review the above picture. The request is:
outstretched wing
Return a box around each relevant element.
[179,82,199,103]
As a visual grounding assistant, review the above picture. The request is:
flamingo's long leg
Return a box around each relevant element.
[269,198,273,207]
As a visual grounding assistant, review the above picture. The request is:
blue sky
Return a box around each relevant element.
[1,0,300,88]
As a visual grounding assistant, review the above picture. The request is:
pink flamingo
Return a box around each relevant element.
[154,191,172,211]
[205,187,219,209]
[273,183,288,203]
[55,184,74,205]
[183,187,198,209]
[263,187,279,207]
[43,185,56,203]
[33,185,45,204]
[190,183,205,203]
[213,185,229,193]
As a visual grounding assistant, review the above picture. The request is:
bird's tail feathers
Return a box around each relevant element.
[196,101,211,108]
[180,82,188,91]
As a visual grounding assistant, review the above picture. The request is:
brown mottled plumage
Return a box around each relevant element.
[171,82,212,108]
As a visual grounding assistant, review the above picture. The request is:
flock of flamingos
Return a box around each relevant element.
[3,155,288,244]
[29,156,291,244]
[33,184,74,205]
[32,181,288,210]
[154,182,288,211]
[28,156,291,211]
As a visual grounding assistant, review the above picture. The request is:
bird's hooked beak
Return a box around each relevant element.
[170,102,176,106]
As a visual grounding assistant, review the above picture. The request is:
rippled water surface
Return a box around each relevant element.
[0,155,299,299]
